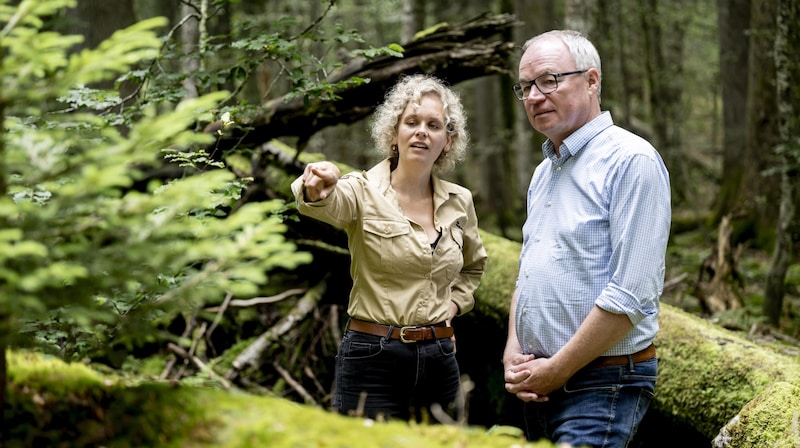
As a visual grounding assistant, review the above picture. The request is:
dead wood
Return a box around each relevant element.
[204,288,306,311]
[694,215,744,314]
[167,342,232,390]
[273,362,317,406]
[226,277,328,380]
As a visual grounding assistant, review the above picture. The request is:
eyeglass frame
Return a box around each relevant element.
[511,70,588,100]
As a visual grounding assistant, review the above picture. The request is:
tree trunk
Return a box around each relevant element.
[738,0,781,249]
[133,0,179,25]
[510,0,557,210]
[64,0,137,50]
[62,0,137,91]
[763,0,800,327]
[180,1,202,98]
[401,0,426,43]
[640,0,690,206]
[713,0,751,224]
[593,0,630,128]
[564,0,597,33]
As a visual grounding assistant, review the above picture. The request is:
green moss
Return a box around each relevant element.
[474,229,519,322]
[714,382,800,448]
[7,350,555,447]
[786,264,800,286]
[205,392,552,448]
[655,305,800,438]
[6,351,214,448]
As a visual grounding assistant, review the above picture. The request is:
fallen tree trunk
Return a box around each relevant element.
[5,350,546,447]
[209,12,519,153]
[656,307,800,445]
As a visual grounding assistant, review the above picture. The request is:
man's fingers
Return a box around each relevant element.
[504,368,528,383]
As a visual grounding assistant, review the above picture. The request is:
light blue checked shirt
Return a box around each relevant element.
[515,111,671,358]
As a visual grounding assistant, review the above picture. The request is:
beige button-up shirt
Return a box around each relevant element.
[291,159,488,326]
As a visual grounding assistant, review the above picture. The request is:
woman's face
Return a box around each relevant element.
[393,93,451,169]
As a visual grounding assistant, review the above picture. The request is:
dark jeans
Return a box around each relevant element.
[333,329,462,422]
[524,357,657,448]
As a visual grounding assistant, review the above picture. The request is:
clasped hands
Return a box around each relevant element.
[504,353,568,403]
[302,162,340,202]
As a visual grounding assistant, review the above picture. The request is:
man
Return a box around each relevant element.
[503,30,671,447]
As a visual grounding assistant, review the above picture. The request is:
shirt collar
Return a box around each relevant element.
[541,111,614,163]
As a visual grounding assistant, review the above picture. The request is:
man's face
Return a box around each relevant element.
[518,38,597,146]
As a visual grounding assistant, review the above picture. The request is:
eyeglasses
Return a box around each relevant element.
[511,70,588,100]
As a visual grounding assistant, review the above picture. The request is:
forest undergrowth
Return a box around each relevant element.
[663,228,800,351]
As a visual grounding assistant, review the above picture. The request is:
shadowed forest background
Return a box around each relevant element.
[2,0,799,446]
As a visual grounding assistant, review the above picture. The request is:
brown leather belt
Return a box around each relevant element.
[348,319,454,343]
[588,344,656,369]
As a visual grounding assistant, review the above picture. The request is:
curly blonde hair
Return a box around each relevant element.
[369,74,469,175]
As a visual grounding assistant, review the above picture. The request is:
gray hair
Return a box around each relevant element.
[370,74,469,175]
[522,30,603,101]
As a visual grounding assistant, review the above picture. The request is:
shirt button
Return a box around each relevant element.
[556,166,561,171]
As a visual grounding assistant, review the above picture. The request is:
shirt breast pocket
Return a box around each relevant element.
[362,218,412,273]
[440,222,465,281]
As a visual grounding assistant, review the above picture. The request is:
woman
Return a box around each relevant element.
[291,74,487,422]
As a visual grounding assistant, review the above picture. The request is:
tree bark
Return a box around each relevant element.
[510,0,556,205]
[738,0,782,249]
[401,0,427,43]
[763,0,800,326]
[713,0,751,223]
[640,0,690,206]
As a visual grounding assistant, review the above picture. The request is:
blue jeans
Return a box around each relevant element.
[523,357,657,448]
[333,329,462,422]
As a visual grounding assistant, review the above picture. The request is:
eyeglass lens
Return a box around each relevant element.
[514,74,559,99]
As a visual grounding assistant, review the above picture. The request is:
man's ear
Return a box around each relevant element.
[587,68,601,95]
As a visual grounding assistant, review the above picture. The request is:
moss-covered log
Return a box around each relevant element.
[657,308,800,445]
[5,350,553,448]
